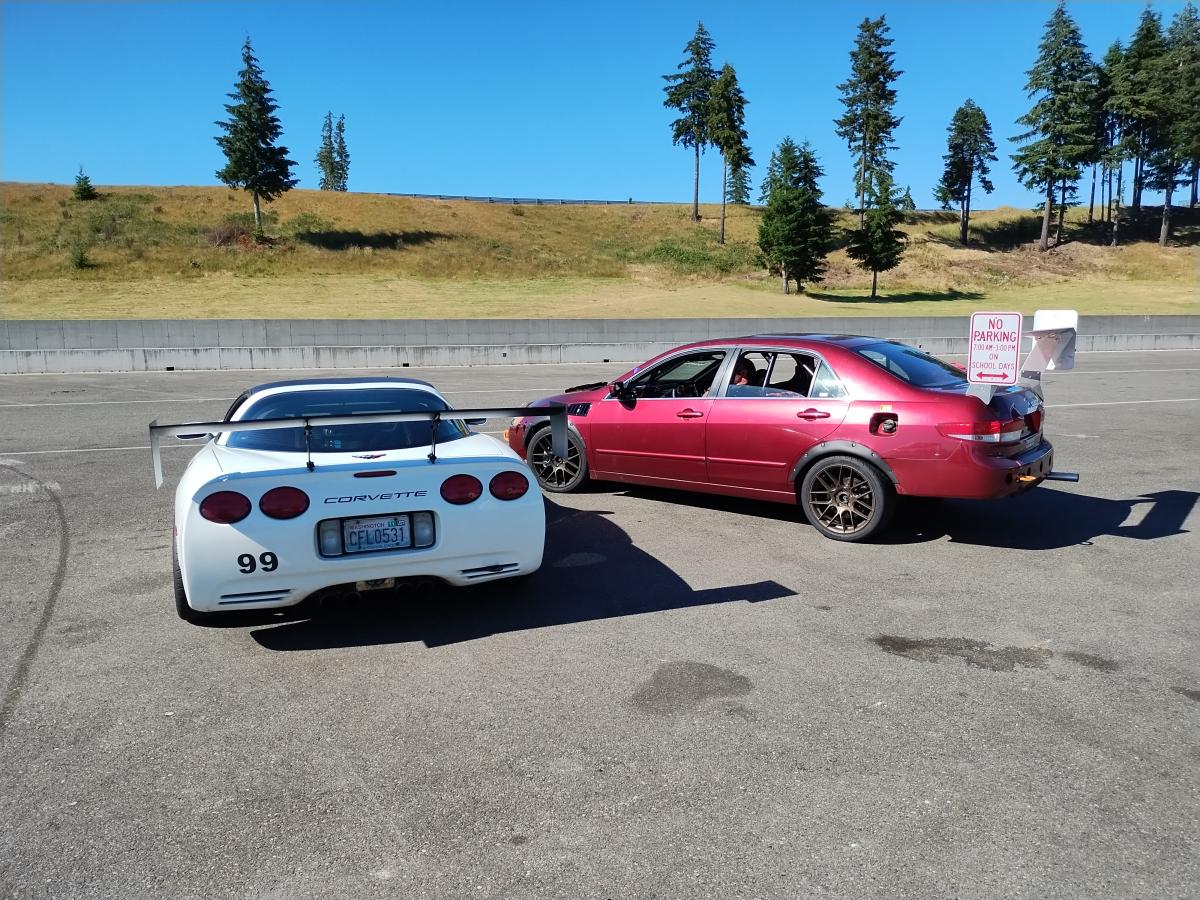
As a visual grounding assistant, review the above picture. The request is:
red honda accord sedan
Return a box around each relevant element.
[506,334,1066,542]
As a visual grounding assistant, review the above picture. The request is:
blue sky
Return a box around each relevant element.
[1,1,1188,209]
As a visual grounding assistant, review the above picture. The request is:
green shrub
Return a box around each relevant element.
[68,241,91,269]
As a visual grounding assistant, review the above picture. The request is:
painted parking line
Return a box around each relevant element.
[1047,398,1199,408]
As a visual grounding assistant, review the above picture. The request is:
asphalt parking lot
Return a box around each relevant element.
[1,350,1198,899]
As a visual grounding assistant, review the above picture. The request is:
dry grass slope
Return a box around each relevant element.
[1,182,1196,319]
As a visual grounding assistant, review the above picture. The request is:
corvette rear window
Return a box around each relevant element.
[854,341,967,388]
[226,388,469,452]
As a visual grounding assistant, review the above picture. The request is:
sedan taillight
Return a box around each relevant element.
[489,471,529,500]
[440,474,483,505]
[937,418,1024,444]
[199,491,252,524]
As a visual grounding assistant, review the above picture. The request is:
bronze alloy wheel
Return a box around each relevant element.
[528,428,589,493]
[800,455,893,542]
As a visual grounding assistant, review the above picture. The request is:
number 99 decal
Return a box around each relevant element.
[237,552,278,574]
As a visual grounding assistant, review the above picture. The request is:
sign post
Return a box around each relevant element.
[966,312,1022,403]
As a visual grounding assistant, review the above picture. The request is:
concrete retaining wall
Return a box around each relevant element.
[1,316,1197,374]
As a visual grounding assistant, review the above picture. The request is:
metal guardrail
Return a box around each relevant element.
[379,192,677,206]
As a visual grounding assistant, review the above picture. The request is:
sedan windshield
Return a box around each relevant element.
[225,388,469,452]
[853,341,967,388]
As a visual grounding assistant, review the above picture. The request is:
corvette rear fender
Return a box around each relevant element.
[788,441,899,487]
[150,404,567,488]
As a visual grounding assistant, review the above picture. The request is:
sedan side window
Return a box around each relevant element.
[626,350,726,399]
[808,361,847,398]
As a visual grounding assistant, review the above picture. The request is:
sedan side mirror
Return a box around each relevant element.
[463,417,487,426]
[610,380,632,399]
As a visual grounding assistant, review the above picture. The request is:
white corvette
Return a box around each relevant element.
[150,377,565,624]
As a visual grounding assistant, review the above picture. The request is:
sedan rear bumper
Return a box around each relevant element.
[896,439,1056,500]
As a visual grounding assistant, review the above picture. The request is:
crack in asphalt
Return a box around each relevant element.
[0,461,71,735]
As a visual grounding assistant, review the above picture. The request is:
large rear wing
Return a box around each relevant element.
[149,404,567,488]
[1020,309,1078,400]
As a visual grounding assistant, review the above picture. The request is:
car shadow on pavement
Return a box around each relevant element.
[885,487,1199,549]
[550,482,1197,551]
[247,499,795,651]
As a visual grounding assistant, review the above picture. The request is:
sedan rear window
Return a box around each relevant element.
[854,341,967,388]
[226,388,469,452]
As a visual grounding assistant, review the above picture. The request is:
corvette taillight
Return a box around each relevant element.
[259,486,309,519]
[489,471,529,500]
[199,491,252,524]
[440,474,483,505]
[937,418,1024,444]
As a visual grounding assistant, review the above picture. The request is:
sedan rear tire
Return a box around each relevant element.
[799,455,894,542]
[527,427,589,493]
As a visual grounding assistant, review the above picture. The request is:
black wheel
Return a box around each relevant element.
[799,455,894,542]
[173,541,217,625]
[527,427,589,493]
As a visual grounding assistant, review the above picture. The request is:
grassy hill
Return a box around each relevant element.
[1,181,1196,319]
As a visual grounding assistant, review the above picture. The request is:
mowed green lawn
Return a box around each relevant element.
[2,182,1195,319]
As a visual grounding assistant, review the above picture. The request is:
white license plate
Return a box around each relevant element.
[342,515,410,553]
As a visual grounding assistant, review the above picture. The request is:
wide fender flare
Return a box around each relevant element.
[524,417,587,451]
[789,441,899,486]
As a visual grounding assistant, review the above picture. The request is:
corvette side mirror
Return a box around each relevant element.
[463,418,487,426]
[175,432,212,441]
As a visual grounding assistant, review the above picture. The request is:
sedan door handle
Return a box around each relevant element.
[796,409,831,420]
[676,409,704,419]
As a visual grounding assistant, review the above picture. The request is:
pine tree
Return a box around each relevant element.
[1101,41,1129,241]
[899,186,917,223]
[662,22,717,222]
[1011,1,1095,251]
[846,171,906,298]
[72,166,98,201]
[934,99,997,244]
[1114,8,1167,211]
[835,16,902,227]
[1166,2,1200,209]
[758,137,802,203]
[1149,4,1200,243]
[333,114,350,191]
[708,63,753,243]
[315,112,336,190]
[757,141,836,294]
[214,37,298,231]
[726,163,751,205]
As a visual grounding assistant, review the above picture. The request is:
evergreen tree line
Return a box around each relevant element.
[663,2,1200,296]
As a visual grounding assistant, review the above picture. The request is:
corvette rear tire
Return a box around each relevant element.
[173,541,216,625]
[527,427,589,493]
[799,455,894,542]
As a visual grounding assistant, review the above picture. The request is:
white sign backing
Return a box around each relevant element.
[967,312,1023,385]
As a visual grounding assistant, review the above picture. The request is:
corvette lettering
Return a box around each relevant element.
[325,491,428,503]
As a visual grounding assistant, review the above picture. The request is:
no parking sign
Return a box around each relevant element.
[967,312,1023,385]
